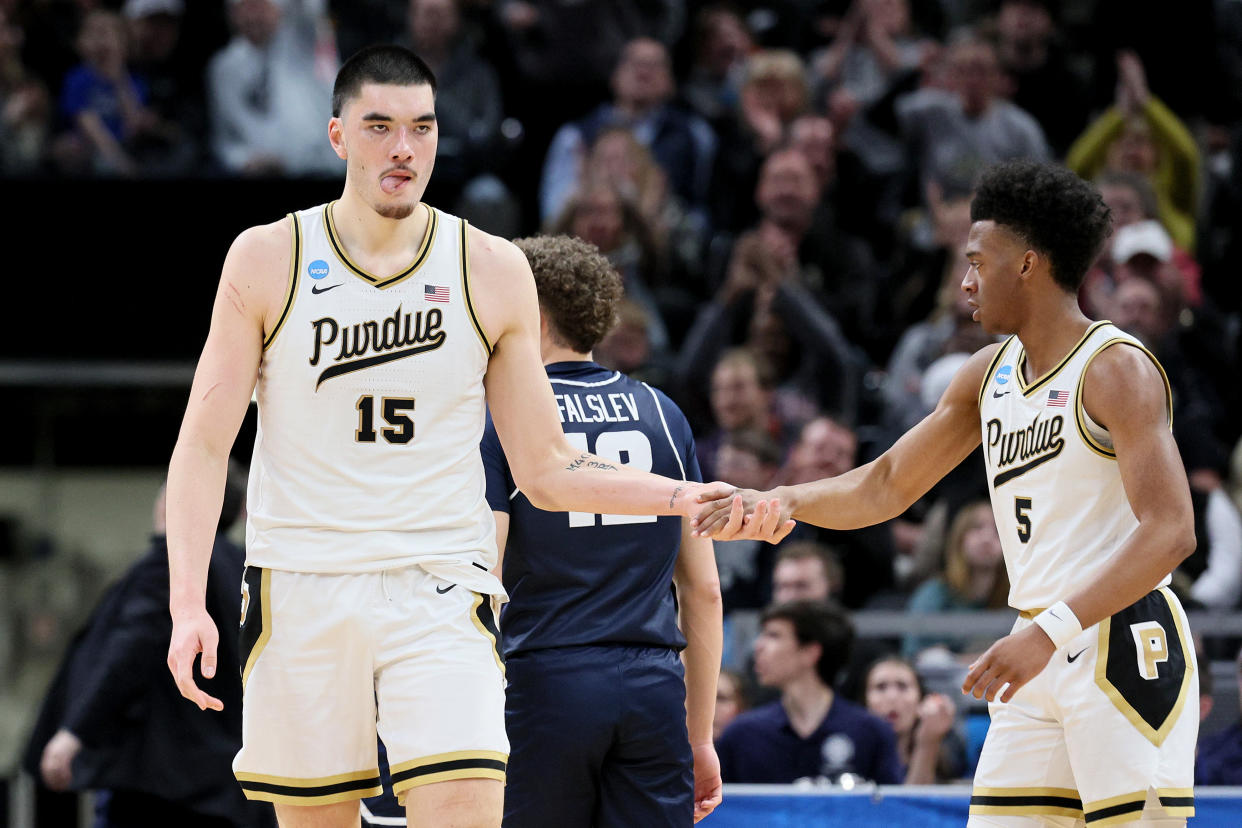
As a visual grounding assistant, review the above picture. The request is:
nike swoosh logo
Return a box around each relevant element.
[435,584,456,594]
[992,388,1010,398]
[1067,647,1089,663]
[311,283,342,294]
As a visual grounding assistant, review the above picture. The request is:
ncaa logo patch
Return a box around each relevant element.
[995,364,1013,385]
[307,259,331,279]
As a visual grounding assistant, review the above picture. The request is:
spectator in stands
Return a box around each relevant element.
[1082,173,1203,318]
[54,9,169,176]
[710,49,809,233]
[713,428,787,626]
[771,541,843,605]
[903,500,1009,661]
[593,298,669,387]
[862,656,966,783]
[681,5,752,127]
[810,0,932,125]
[400,0,515,232]
[550,179,671,355]
[207,0,340,176]
[990,0,1090,155]
[716,600,903,784]
[1067,51,1199,251]
[1196,646,1242,785]
[683,149,870,412]
[25,465,273,827]
[580,126,708,309]
[714,668,751,742]
[0,5,50,173]
[693,348,803,482]
[896,31,1050,202]
[778,417,899,608]
[540,38,716,224]
[121,0,202,175]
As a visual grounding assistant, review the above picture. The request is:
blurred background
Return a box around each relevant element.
[2,0,1241,824]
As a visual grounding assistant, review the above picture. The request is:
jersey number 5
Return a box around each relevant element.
[356,395,415,444]
[1014,496,1033,544]
[565,430,657,527]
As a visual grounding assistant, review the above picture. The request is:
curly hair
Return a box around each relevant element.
[970,160,1112,293]
[514,235,623,354]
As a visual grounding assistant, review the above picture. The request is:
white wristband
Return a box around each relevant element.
[1032,601,1083,649]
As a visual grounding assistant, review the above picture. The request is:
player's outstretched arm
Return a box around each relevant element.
[674,519,724,822]
[694,344,998,539]
[166,220,288,711]
[473,230,735,522]
[962,344,1194,704]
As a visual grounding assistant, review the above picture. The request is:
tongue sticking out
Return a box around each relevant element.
[381,174,409,194]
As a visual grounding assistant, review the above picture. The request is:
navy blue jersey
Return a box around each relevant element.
[480,361,702,658]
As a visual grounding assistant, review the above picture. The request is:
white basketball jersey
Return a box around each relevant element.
[245,202,499,589]
[978,321,1173,611]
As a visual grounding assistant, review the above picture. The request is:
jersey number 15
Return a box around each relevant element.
[565,430,658,527]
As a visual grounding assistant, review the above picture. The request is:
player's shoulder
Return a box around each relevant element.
[939,339,1009,408]
[636,379,690,424]
[227,215,294,273]
[1082,336,1169,421]
[464,222,529,277]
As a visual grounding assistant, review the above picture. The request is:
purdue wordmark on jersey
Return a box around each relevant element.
[977,321,1173,611]
[244,202,498,579]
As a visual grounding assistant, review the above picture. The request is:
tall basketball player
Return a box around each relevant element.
[164,45,785,828]
[696,160,1198,826]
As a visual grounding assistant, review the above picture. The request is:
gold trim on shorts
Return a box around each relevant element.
[969,786,1084,819]
[389,750,508,800]
[235,767,382,805]
[469,592,505,675]
[1082,788,1194,825]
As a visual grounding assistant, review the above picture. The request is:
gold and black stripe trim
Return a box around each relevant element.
[1157,787,1195,817]
[459,219,492,354]
[1074,336,1175,460]
[977,336,1016,407]
[389,750,507,797]
[235,768,382,805]
[470,592,505,675]
[1016,320,1109,397]
[240,567,272,689]
[322,201,438,289]
[1083,791,1146,825]
[263,213,301,350]
[969,787,1083,818]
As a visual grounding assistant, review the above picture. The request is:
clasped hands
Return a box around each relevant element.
[689,485,795,543]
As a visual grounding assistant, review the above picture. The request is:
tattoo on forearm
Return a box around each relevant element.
[670,484,686,509]
[565,453,619,472]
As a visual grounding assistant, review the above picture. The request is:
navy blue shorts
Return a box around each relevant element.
[503,644,693,828]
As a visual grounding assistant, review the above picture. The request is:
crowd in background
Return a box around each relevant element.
[5,0,1242,802]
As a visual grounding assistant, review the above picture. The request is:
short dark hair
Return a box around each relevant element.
[970,160,1112,293]
[761,600,854,688]
[332,45,437,118]
[514,235,623,354]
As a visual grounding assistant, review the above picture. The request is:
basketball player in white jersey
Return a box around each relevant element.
[695,160,1198,826]
[164,45,788,828]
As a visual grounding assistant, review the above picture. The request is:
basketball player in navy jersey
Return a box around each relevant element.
[697,161,1198,826]
[489,235,725,827]
[165,46,787,828]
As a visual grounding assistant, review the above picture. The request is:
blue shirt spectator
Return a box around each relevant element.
[717,696,903,784]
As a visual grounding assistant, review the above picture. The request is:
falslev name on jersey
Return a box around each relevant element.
[309,305,447,388]
[985,412,1065,488]
[553,392,641,425]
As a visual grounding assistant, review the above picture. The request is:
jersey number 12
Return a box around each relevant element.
[565,430,657,527]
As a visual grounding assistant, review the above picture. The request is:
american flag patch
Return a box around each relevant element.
[1046,390,1069,407]
[424,284,450,303]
